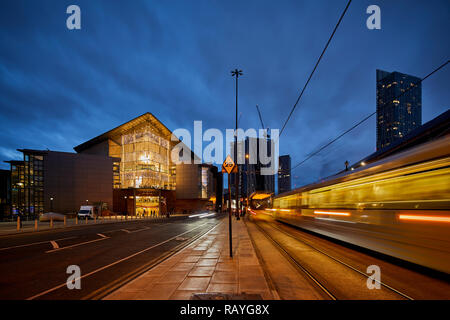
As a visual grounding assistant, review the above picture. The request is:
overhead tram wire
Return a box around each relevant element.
[291,59,450,172]
[279,0,352,137]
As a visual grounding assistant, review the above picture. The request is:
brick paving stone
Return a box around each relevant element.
[104,218,273,300]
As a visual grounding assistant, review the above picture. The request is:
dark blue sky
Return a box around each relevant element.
[1,0,449,187]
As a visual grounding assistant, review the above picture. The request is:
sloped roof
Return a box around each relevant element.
[73,112,175,153]
[73,112,200,161]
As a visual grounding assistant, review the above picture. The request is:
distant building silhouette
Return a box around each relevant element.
[231,137,275,198]
[376,69,422,150]
[278,155,291,194]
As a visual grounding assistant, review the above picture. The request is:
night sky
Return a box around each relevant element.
[0,0,449,188]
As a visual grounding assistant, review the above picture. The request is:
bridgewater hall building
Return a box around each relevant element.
[3,112,221,218]
[74,112,220,216]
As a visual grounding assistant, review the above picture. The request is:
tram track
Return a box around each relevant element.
[251,218,413,300]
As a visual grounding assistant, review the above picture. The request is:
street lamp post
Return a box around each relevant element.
[245,154,249,213]
[231,68,242,221]
[50,197,53,212]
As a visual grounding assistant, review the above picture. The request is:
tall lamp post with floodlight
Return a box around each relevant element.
[231,69,242,220]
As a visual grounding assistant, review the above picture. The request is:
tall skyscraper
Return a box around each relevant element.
[230,137,275,198]
[278,155,291,194]
[376,69,422,150]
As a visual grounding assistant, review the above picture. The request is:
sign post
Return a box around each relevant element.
[222,155,237,258]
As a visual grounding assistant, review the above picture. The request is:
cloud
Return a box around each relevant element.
[0,0,448,179]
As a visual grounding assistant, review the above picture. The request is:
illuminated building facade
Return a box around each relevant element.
[119,125,172,190]
[376,69,422,150]
[74,113,196,216]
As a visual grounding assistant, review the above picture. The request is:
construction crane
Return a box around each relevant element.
[256,105,270,138]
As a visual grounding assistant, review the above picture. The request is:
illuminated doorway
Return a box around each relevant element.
[136,195,159,217]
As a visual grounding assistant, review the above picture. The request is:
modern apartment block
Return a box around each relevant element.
[376,69,422,150]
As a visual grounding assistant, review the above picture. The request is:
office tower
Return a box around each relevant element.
[278,155,291,194]
[376,69,422,150]
[231,137,275,197]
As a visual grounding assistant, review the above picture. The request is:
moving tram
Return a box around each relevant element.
[269,135,450,274]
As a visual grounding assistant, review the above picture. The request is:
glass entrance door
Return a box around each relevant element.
[135,195,159,217]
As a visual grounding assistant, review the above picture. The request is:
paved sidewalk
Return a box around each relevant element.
[105,217,274,300]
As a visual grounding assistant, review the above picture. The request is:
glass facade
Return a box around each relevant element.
[376,69,422,150]
[118,125,173,190]
[9,152,44,218]
[10,162,24,216]
[135,195,160,216]
[201,167,209,199]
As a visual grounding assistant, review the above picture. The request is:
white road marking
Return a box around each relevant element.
[102,226,150,234]
[27,222,211,300]
[102,229,123,234]
[0,237,77,251]
[129,226,150,233]
[45,237,109,253]
[97,233,107,238]
[50,241,59,249]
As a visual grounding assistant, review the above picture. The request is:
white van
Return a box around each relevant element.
[77,205,97,219]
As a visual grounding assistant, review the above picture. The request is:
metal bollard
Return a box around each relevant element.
[50,218,53,228]
[85,217,88,224]
[64,216,67,226]
[94,216,97,223]
[76,216,78,225]
[17,216,20,231]
[35,219,38,231]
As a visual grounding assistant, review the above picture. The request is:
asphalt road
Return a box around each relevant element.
[0,214,224,300]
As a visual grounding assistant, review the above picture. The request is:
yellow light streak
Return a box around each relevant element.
[398,214,450,223]
[314,210,350,216]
